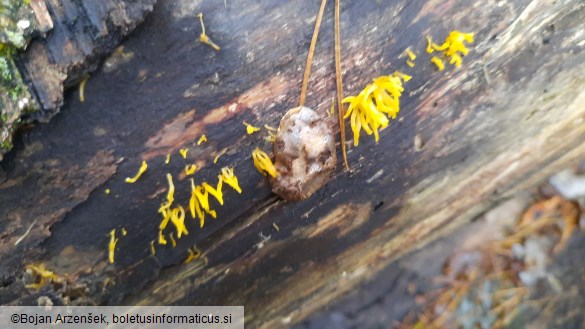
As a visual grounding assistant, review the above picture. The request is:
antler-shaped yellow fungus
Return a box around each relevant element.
[197,13,221,51]
[342,72,410,146]
[252,147,278,177]
[25,264,59,289]
[170,206,188,238]
[197,134,207,145]
[179,148,189,159]
[125,161,147,183]
[189,179,217,228]
[203,179,224,205]
[404,48,416,67]
[243,121,261,135]
[221,167,242,193]
[427,31,474,67]
[108,229,118,264]
[185,164,197,175]
[184,246,202,264]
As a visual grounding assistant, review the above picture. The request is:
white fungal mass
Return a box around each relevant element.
[270,106,336,201]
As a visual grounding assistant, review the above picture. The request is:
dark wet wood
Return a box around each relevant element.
[1,0,585,328]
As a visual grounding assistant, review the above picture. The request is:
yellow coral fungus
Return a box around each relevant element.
[125,161,147,183]
[158,229,167,245]
[190,179,217,228]
[184,246,202,264]
[170,206,188,238]
[105,188,111,195]
[108,229,118,264]
[407,60,415,68]
[197,13,221,51]
[166,173,175,205]
[165,154,171,164]
[185,164,197,175]
[214,148,227,163]
[158,202,172,230]
[25,264,59,289]
[121,228,127,236]
[427,31,474,67]
[264,131,277,143]
[243,121,261,135]
[203,179,224,205]
[431,56,445,71]
[150,240,156,256]
[220,167,242,193]
[197,134,207,145]
[342,72,410,146]
[179,148,189,159]
[329,97,335,117]
[252,147,278,177]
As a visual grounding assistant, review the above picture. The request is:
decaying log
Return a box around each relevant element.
[1,0,585,328]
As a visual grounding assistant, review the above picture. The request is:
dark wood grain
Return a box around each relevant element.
[1,0,585,328]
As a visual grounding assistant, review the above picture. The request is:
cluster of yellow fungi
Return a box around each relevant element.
[343,72,411,146]
[426,30,474,70]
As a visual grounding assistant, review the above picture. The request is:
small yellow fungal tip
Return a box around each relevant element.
[252,147,278,178]
[221,167,242,193]
[431,56,445,71]
[158,229,167,245]
[243,121,261,135]
[125,160,148,183]
[121,228,127,236]
[264,131,277,143]
[406,60,415,67]
[214,148,227,163]
[329,97,335,117]
[404,48,416,61]
[105,188,111,195]
[197,134,207,145]
[165,154,171,164]
[342,72,409,146]
[185,164,197,175]
[184,246,202,264]
[169,232,177,247]
[150,240,156,256]
[108,229,118,264]
[179,148,189,159]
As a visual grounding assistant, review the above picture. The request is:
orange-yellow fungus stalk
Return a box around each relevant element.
[220,167,242,193]
[166,173,175,205]
[185,164,197,175]
[342,72,410,146]
[108,229,118,264]
[252,147,278,177]
[243,121,261,135]
[158,229,167,245]
[179,148,189,159]
[125,161,147,183]
[197,134,207,145]
[203,179,224,205]
[431,56,445,71]
[158,202,172,230]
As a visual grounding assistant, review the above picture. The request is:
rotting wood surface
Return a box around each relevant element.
[1,0,585,328]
